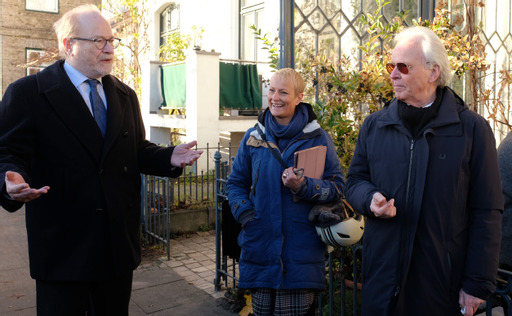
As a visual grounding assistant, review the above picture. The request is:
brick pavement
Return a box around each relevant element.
[162,231,224,299]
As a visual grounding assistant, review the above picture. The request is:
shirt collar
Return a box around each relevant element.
[63,61,103,88]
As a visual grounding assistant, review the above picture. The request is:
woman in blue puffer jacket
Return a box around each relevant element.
[227,68,344,316]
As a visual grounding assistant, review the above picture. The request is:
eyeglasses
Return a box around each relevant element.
[71,37,121,50]
[386,62,410,74]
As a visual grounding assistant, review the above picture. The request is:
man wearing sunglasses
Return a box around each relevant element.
[0,4,202,315]
[346,26,503,316]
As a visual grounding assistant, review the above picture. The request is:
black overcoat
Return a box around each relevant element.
[346,88,503,315]
[0,60,180,281]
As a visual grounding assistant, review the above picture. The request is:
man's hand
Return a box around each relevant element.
[370,192,396,218]
[5,171,49,203]
[459,289,484,316]
[170,141,204,168]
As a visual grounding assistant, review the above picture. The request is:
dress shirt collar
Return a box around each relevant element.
[63,61,103,87]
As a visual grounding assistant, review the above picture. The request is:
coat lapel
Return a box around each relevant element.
[101,75,128,161]
[36,60,104,162]
[37,61,132,164]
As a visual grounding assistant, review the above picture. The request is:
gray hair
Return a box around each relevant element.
[53,4,102,58]
[394,26,453,87]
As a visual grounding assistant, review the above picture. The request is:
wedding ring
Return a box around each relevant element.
[282,172,288,178]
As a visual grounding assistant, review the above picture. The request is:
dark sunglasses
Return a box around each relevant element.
[386,62,410,74]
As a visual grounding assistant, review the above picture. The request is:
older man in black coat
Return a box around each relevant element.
[346,26,503,316]
[0,4,202,315]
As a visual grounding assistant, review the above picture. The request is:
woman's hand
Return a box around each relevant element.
[281,167,304,191]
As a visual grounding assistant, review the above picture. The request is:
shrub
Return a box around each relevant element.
[296,0,512,173]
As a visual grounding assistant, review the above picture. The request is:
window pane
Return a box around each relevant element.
[25,48,46,76]
[402,0,419,23]
[26,0,58,13]
[160,12,167,34]
[242,13,255,61]
[241,0,264,8]
[255,10,265,62]
[170,6,179,31]
[160,4,180,47]
[319,25,339,63]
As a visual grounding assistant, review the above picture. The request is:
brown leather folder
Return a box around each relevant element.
[294,145,327,179]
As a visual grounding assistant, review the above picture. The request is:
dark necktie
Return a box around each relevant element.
[86,79,107,137]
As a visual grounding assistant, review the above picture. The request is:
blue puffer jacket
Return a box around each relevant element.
[227,103,344,290]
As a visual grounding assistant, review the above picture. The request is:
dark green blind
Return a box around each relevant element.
[160,63,186,108]
[219,62,261,110]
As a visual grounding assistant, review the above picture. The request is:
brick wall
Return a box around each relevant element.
[0,0,101,97]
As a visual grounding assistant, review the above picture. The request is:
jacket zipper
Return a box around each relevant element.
[395,139,415,297]
[250,161,260,197]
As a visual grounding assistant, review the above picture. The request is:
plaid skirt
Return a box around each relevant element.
[251,288,316,316]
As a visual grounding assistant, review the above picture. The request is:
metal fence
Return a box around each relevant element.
[141,175,173,259]
[140,143,236,259]
[491,269,512,316]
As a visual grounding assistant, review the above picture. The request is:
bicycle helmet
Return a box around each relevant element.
[311,200,365,247]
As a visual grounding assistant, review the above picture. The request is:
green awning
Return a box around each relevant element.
[219,62,261,110]
[160,63,186,108]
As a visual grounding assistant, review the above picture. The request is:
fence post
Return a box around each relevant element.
[214,150,222,291]
[165,177,171,260]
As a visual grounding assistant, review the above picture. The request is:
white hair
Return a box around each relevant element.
[394,26,453,87]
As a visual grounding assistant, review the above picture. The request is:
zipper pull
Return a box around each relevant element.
[394,285,401,296]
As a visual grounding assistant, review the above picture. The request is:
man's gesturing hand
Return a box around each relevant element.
[170,141,204,168]
[5,171,49,203]
[370,192,396,218]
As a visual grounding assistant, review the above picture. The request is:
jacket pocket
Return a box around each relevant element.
[238,217,273,265]
[290,216,325,264]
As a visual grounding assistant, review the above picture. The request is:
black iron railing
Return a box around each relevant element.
[141,143,236,259]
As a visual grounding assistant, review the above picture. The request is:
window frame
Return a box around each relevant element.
[25,48,48,76]
[25,0,59,14]
[159,4,181,47]
[239,1,264,61]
